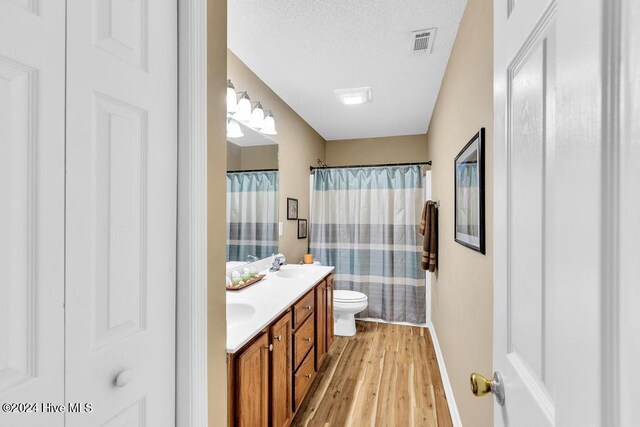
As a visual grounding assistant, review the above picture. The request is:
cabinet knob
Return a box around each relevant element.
[305,374,312,378]
[304,337,311,342]
[113,370,132,387]
[275,335,282,342]
[265,344,273,352]
[305,305,311,310]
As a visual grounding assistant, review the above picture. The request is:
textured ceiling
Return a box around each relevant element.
[228,0,467,141]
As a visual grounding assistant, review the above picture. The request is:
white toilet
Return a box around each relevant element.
[333,290,368,336]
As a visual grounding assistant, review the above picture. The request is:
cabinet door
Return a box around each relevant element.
[315,281,326,369]
[327,275,335,350]
[236,332,269,427]
[270,312,292,427]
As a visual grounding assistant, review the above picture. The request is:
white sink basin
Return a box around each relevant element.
[227,302,257,328]
[276,266,310,280]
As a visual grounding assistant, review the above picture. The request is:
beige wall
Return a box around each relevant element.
[207,0,228,425]
[226,142,278,171]
[226,141,241,170]
[240,144,278,170]
[228,50,326,261]
[326,134,428,165]
[425,0,494,425]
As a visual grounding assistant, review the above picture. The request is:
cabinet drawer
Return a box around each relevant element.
[293,290,314,329]
[293,315,314,370]
[294,350,316,411]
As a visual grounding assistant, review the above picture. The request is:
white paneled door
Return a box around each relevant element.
[492,0,616,424]
[0,1,66,426]
[64,0,178,426]
[493,1,558,425]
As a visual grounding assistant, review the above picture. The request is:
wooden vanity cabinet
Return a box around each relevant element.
[293,350,315,410]
[270,311,292,427]
[315,280,327,369]
[228,273,335,427]
[292,289,316,413]
[292,290,314,328]
[234,332,270,427]
[293,315,315,369]
[326,274,335,350]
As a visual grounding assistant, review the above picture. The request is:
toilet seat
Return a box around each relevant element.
[334,290,368,303]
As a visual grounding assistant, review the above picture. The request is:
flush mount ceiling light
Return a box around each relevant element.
[226,118,244,138]
[234,91,252,122]
[249,102,265,129]
[334,87,372,105]
[227,79,238,114]
[260,111,278,135]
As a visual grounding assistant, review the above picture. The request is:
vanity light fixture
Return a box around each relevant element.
[226,118,244,138]
[260,111,278,135]
[249,102,265,129]
[234,91,252,122]
[226,79,238,114]
[225,80,277,135]
[334,87,372,105]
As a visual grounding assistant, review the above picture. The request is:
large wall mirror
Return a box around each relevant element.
[226,121,279,269]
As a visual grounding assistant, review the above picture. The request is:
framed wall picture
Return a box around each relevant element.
[297,219,307,239]
[454,128,485,254]
[287,197,298,220]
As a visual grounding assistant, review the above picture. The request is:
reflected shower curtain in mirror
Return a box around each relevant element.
[456,163,479,236]
[310,166,426,323]
[226,171,278,261]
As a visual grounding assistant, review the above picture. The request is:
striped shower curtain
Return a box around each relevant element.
[226,171,279,261]
[455,163,480,238]
[310,166,426,324]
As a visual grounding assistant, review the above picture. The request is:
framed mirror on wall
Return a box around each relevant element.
[454,128,485,254]
[226,121,279,269]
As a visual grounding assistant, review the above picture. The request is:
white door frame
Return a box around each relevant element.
[177,0,209,425]
[604,0,637,425]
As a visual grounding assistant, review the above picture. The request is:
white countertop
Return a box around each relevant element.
[226,264,335,353]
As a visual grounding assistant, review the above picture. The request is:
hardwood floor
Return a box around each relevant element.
[291,321,453,427]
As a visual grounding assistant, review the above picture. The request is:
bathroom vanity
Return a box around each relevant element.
[226,265,335,427]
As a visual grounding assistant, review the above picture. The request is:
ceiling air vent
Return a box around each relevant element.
[411,28,436,54]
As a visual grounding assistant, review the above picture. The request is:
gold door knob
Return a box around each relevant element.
[470,372,505,406]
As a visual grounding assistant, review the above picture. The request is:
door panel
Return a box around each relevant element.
[495,0,608,424]
[495,0,557,425]
[327,275,334,350]
[0,1,65,425]
[236,333,269,427]
[315,281,326,368]
[65,0,177,425]
[270,312,292,427]
[91,93,148,350]
[506,23,556,419]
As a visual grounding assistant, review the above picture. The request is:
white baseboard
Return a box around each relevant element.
[427,322,463,427]
[357,317,429,328]
[357,318,462,426]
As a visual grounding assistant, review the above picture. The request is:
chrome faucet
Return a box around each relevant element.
[270,254,287,272]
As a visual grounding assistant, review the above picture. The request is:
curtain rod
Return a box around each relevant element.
[309,161,432,172]
[227,168,279,173]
